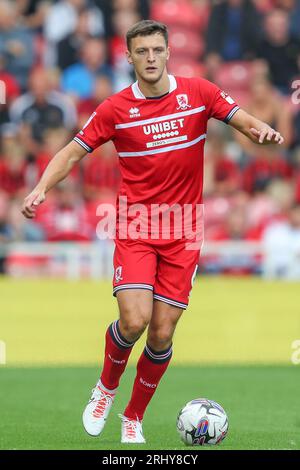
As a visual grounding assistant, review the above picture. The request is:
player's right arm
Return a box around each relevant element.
[22,141,86,219]
[22,98,115,219]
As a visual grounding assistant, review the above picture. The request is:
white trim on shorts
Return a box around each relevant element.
[153,293,188,310]
[113,283,154,296]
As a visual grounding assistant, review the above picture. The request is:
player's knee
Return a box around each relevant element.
[147,327,173,350]
[120,312,150,340]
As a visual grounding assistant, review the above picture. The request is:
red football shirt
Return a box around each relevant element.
[74,75,239,239]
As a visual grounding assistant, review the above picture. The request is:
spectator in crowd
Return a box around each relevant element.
[112,0,149,14]
[0,124,27,198]
[243,180,295,247]
[57,9,99,71]
[273,0,300,40]
[209,205,252,241]
[235,74,293,152]
[267,179,296,219]
[27,127,79,189]
[83,141,120,201]
[110,8,141,90]
[0,0,34,90]
[10,67,77,154]
[77,74,113,128]
[243,147,293,194]
[37,181,93,241]
[256,8,300,94]
[204,122,242,196]
[263,203,300,278]
[61,37,114,99]
[45,0,104,44]
[0,54,20,126]
[95,0,149,38]
[0,177,46,272]
[204,200,261,274]
[44,0,105,66]
[9,198,45,241]
[205,0,262,78]
[15,0,51,32]
[203,119,240,240]
[242,179,293,239]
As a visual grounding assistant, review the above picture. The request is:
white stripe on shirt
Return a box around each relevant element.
[118,133,207,157]
[115,106,206,129]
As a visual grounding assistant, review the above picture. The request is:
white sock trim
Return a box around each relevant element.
[97,379,118,395]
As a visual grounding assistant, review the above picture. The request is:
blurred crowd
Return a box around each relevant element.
[0,0,300,275]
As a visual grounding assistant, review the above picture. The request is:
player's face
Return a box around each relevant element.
[126,33,170,84]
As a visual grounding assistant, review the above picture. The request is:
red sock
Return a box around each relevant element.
[124,343,172,421]
[100,320,135,391]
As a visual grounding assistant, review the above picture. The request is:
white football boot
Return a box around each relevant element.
[82,381,116,436]
[118,414,146,444]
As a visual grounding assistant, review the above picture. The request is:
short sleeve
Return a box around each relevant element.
[73,99,115,153]
[198,78,240,124]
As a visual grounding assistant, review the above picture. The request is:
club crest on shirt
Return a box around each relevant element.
[115,266,123,282]
[176,94,191,110]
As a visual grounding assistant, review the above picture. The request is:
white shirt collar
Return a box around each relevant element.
[131,74,177,99]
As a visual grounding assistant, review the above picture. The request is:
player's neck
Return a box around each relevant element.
[137,72,170,98]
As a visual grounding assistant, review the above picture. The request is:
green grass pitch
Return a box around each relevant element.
[0,276,299,450]
[0,365,299,450]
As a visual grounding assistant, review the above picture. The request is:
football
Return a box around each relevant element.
[176,398,229,446]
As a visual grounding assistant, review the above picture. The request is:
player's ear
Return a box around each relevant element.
[126,50,133,65]
[166,46,170,61]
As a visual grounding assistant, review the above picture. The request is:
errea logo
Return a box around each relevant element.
[129,107,140,118]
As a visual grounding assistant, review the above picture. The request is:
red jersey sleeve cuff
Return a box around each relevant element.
[224,106,240,124]
[73,136,94,153]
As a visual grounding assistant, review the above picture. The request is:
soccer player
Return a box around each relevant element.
[22,20,284,443]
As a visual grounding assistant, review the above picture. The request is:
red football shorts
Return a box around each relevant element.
[112,237,201,310]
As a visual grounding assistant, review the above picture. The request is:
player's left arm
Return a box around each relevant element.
[228,108,284,146]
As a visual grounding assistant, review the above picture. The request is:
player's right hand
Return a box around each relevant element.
[21,189,46,219]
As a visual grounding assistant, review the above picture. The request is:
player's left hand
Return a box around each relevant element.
[250,127,284,145]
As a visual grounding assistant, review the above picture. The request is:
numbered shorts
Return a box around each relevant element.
[112,237,201,310]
